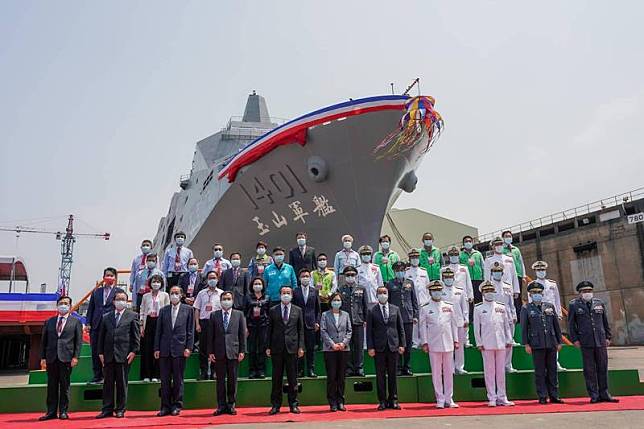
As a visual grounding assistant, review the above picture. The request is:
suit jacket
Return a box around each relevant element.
[86,286,124,331]
[41,315,83,363]
[320,310,352,352]
[154,303,195,358]
[267,304,305,354]
[220,268,250,310]
[208,309,247,360]
[178,271,205,301]
[288,246,317,275]
[293,286,321,330]
[97,309,141,364]
[366,303,406,353]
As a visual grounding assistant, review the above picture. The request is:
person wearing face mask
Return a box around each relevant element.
[484,237,520,301]
[129,239,153,301]
[248,241,273,278]
[520,281,563,405]
[366,287,406,411]
[387,261,418,376]
[357,245,384,305]
[96,291,140,419]
[419,281,459,409]
[162,232,194,289]
[288,232,317,275]
[419,232,443,281]
[267,286,305,415]
[473,281,514,407]
[208,291,247,416]
[313,253,338,313]
[333,234,360,280]
[244,277,270,378]
[39,296,82,421]
[405,249,430,349]
[154,286,194,416]
[440,268,469,375]
[443,246,473,305]
[220,252,250,310]
[373,235,400,283]
[263,247,298,306]
[460,235,485,304]
[568,281,618,403]
[293,268,321,377]
[132,254,165,311]
[338,266,368,376]
[501,231,526,313]
[320,293,352,411]
[139,274,170,382]
[193,271,223,380]
[86,267,125,384]
[178,258,205,306]
[489,262,518,373]
[203,243,232,280]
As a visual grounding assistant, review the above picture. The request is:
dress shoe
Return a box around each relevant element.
[38,414,57,421]
[377,402,387,411]
[213,408,226,416]
[396,369,403,376]
[390,401,401,410]
[228,407,237,415]
[289,405,301,414]
[550,397,564,404]
[95,411,112,419]
[345,370,354,377]
[298,370,305,377]
[58,413,69,420]
[330,405,338,412]
[539,398,548,405]
[157,409,171,417]
[337,403,346,411]
[115,411,125,418]
[487,401,497,407]
[497,399,515,406]
[455,369,469,375]
[268,406,280,415]
[307,371,317,378]
[171,409,180,416]
[590,398,600,404]
[601,396,620,403]
[356,370,365,377]
[436,402,444,409]
[447,402,459,408]
[257,372,266,379]
[401,369,413,376]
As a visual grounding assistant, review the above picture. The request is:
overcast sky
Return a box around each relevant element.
[1,1,642,300]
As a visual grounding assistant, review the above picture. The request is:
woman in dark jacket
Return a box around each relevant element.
[244,277,270,379]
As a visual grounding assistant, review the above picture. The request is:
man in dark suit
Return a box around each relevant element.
[154,286,195,416]
[292,268,321,377]
[39,296,83,421]
[96,291,140,419]
[288,232,317,275]
[178,258,205,306]
[220,253,250,310]
[208,291,247,416]
[85,267,124,384]
[267,285,305,415]
[367,286,405,411]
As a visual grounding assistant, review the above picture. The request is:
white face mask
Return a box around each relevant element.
[345,276,356,284]
[581,292,593,302]
[257,247,266,256]
[449,255,459,264]
[231,259,241,268]
[170,294,181,305]
[318,260,327,269]
[463,242,473,250]
[281,293,292,304]
[188,264,198,273]
[221,299,233,310]
[297,238,306,246]
[361,254,371,263]
[273,254,284,264]
[207,279,218,288]
[343,240,353,249]
[492,271,503,281]
[504,237,512,245]
[151,282,162,291]
[377,293,388,304]
[483,292,495,302]
[381,242,390,250]
[536,270,546,279]
[141,245,151,255]
[410,258,419,267]
[430,291,442,301]
[114,300,127,311]
[423,239,433,247]
[443,278,454,287]
[175,237,185,246]
[253,284,263,293]
[146,260,157,269]
[213,250,223,259]
[494,245,503,254]
[300,277,310,287]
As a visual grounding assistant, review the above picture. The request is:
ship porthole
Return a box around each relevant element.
[307,156,328,182]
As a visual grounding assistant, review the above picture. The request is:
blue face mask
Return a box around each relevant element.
[395,271,405,280]
[331,300,342,309]
[449,256,459,264]
[443,278,454,287]
[274,254,284,264]
[492,272,503,281]
[532,293,543,303]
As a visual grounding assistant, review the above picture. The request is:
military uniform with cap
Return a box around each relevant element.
[356,245,384,305]
[489,262,518,372]
[405,249,430,348]
[520,281,563,404]
[419,280,459,408]
[568,281,618,403]
[529,261,562,318]
[387,261,418,375]
[440,267,469,374]
[474,281,514,407]
[338,266,368,376]
[484,237,520,297]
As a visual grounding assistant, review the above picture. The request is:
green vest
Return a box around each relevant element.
[459,249,484,281]
[419,247,442,280]
[502,245,524,277]
[373,250,399,283]
[312,269,335,303]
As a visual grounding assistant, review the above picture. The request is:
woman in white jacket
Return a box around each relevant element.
[139,274,169,382]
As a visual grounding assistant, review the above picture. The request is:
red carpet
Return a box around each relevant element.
[1,396,643,429]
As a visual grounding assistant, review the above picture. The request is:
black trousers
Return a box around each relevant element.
[299,328,317,374]
[270,352,299,407]
[324,351,348,406]
[215,357,239,409]
[374,350,399,403]
[514,276,524,316]
[399,323,414,372]
[102,362,130,413]
[45,359,72,415]
[248,325,267,374]
[581,346,610,400]
[348,324,364,374]
[90,328,102,381]
[533,347,559,400]
[140,316,159,379]
[472,279,483,323]
[159,356,186,411]
[199,319,215,377]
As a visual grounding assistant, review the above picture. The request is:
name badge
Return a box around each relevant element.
[149,311,157,317]
[205,304,213,312]
[593,306,604,314]
[253,307,261,318]
[441,307,452,313]
[495,308,505,313]
[576,308,585,314]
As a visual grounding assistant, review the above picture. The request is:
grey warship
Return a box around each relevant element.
[153,92,444,260]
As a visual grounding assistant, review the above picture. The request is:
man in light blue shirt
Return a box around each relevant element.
[333,234,360,280]
[129,239,153,288]
[202,243,232,279]
[132,253,165,311]
[263,247,298,305]
[162,232,194,289]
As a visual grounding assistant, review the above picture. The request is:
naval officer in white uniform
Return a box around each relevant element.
[440,267,469,375]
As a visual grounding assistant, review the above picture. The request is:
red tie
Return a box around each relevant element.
[174,248,181,271]
[141,254,147,269]
[56,317,64,335]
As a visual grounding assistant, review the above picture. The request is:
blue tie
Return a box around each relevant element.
[223,311,229,330]
[282,305,288,323]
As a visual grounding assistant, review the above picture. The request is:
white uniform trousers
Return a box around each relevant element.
[482,349,507,402]
[429,351,454,406]
[505,322,515,370]
[454,327,467,372]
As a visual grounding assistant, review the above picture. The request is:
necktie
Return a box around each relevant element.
[223,311,229,330]
[115,312,121,326]
[56,317,64,335]
[174,247,181,271]
[215,259,221,276]
[382,304,388,323]
[141,254,147,268]
[172,306,178,329]
[233,268,238,284]
[282,305,289,323]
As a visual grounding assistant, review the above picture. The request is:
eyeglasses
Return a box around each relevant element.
[214,248,223,251]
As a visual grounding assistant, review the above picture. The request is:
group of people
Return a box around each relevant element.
[38,230,619,421]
